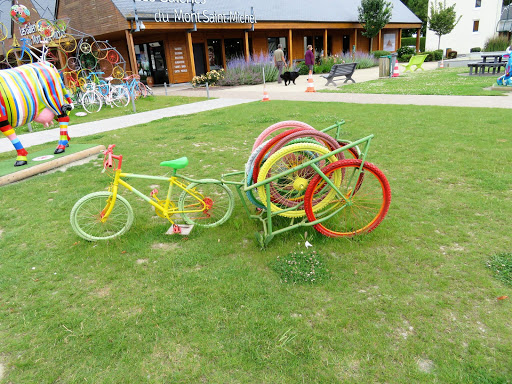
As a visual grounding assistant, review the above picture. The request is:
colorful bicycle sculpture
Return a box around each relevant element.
[70,121,391,246]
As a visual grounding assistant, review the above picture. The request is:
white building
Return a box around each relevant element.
[425,0,503,54]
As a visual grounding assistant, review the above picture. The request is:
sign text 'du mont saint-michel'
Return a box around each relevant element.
[136,0,257,24]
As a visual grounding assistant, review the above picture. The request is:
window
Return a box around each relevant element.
[475,0,481,7]
[268,37,287,58]
[207,39,223,70]
[224,38,244,61]
[473,20,480,32]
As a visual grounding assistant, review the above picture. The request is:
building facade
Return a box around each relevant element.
[1,0,422,84]
[425,0,503,53]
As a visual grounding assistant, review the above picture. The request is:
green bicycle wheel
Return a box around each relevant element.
[178,180,234,228]
[70,191,134,241]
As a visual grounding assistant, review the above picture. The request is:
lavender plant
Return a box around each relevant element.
[217,53,278,86]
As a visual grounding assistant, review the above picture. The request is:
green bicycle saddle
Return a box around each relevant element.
[160,157,188,169]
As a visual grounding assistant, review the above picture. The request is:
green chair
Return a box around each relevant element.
[402,54,428,72]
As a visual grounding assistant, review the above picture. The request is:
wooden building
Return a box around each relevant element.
[1,0,422,84]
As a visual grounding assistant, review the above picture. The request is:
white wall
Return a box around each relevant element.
[426,0,502,54]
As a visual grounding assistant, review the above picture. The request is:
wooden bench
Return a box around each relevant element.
[321,63,358,86]
[402,54,427,72]
[467,62,507,76]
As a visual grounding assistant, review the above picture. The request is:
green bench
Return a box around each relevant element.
[402,54,428,72]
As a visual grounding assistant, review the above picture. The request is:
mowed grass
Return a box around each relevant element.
[1,101,512,383]
[15,95,207,134]
[322,66,508,96]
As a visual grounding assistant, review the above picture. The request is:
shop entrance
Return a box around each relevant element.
[343,35,350,54]
[135,41,168,85]
[193,43,206,76]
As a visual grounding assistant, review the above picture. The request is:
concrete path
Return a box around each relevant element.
[154,61,512,109]
[2,60,510,154]
[0,98,256,154]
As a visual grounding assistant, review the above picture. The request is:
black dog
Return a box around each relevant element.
[280,71,300,86]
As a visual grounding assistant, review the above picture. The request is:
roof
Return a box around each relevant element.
[114,0,422,24]
[498,5,512,32]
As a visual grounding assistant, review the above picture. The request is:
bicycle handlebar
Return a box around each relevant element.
[103,144,122,170]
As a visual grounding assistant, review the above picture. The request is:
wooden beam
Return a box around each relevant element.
[397,29,402,52]
[186,32,196,78]
[354,29,358,56]
[205,41,210,72]
[164,37,174,84]
[288,29,293,66]
[323,29,327,57]
[244,31,250,61]
[125,30,138,75]
[377,30,381,51]
[221,38,226,68]
[416,28,421,52]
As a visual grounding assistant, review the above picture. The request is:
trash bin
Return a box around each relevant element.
[378,56,391,78]
[146,76,154,87]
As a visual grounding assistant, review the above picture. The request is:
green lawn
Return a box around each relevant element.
[1,101,512,383]
[15,95,207,134]
[322,67,508,96]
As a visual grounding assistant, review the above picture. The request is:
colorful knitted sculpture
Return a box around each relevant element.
[0,62,73,166]
[497,46,512,87]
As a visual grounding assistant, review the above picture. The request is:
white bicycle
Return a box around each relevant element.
[81,76,130,113]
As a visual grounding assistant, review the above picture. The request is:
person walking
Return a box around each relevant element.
[273,44,286,84]
[305,45,314,73]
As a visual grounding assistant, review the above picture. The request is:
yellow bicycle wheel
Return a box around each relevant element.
[59,34,77,53]
[112,65,125,79]
[257,143,341,218]
[80,42,91,54]
[6,48,33,67]
[0,22,8,41]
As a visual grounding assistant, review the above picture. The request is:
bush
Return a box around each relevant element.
[217,54,278,86]
[422,51,434,62]
[470,47,482,52]
[399,53,413,63]
[339,51,378,69]
[484,35,511,52]
[434,50,443,60]
[397,46,416,60]
[372,50,391,58]
[191,69,224,87]
[401,37,425,52]
[297,62,309,75]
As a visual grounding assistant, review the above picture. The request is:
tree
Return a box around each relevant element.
[358,0,393,52]
[400,0,428,36]
[428,1,462,50]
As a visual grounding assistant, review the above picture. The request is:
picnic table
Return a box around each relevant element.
[468,54,506,75]
[480,54,503,63]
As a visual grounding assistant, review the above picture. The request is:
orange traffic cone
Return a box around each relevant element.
[439,59,444,69]
[262,87,270,102]
[305,70,315,92]
[392,59,399,77]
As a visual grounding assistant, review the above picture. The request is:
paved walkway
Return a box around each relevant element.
[0,98,256,154]
[2,60,510,154]
[154,61,512,109]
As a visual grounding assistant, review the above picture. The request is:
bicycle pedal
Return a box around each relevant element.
[166,224,194,236]
[150,189,158,198]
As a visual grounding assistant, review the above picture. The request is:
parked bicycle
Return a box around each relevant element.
[70,145,235,241]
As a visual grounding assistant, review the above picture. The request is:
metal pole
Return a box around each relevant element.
[262,67,266,86]
[131,93,136,113]
[206,82,210,99]
[164,82,167,96]
[27,122,33,132]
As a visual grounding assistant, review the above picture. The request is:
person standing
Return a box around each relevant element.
[273,44,286,84]
[305,45,314,73]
